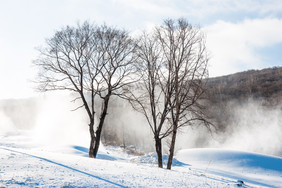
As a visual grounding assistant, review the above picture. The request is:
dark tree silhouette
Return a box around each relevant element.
[156,19,211,169]
[127,18,211,169]
[34,22,137,158]
[126,32,172,168]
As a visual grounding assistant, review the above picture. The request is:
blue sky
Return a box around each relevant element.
[0,0,282,99]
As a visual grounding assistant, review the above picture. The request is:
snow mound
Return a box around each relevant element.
[176,148,282,172]
[176,148,282,188]
[131,153,189,167]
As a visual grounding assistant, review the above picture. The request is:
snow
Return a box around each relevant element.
[176,148,282,187]
[1,131,282,187]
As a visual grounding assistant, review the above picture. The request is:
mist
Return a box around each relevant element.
[102,96,154,152]
[216,99,282,156]
[91,97,282,157]
[176,99,282,157]
[0,94,89,147]
[1,95,281,157]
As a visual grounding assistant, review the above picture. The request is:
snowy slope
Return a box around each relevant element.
[176,148,282,187]
[1,131,282,187]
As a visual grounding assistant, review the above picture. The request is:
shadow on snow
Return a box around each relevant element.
[0,147,126,188]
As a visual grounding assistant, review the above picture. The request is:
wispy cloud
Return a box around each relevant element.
[178,0,282,20]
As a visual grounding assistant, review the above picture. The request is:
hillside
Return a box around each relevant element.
[206,67,282,105]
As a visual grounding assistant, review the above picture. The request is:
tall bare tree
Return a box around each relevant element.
[127,18,210,169]
[34,22,137,158]
[155,19,211,169]
[126,32,172,168]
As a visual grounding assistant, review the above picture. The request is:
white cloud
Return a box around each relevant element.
[204,18,282,77]
[116,0,174,15]
[1,0,282,99]
[180,0,282,19]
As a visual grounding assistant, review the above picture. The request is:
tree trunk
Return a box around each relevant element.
[155,136,163,168]
[89,119,95,158]
[93,95,110,158]
[93,126,102,158]
[167,128,177,170]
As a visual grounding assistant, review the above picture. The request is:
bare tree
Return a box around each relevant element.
[156,18,211,169]
[126,32,172,168]
[34,22,137,158]
[127,19,211,169]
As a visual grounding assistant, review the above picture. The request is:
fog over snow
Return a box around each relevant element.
[1,95,282,187]
[0,94,281,157]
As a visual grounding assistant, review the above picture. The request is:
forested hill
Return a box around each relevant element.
[206,66,282,105]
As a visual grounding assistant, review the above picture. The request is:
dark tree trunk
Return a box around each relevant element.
[167,128,177,170]
[155,136,163,168]
[93,95,110,158]
[89,119,95,158]
[93,126,102,158]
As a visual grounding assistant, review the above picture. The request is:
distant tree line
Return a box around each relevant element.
[34,18,212,169]
[207,67,282,105]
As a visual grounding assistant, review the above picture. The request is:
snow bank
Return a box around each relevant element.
[176,148,282,187]
[176,148,282,172]
[130,153,188,167]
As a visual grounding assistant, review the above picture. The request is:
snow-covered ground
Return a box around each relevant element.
[1,130,282,187]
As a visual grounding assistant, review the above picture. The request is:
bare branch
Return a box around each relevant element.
[71,103,85,111]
